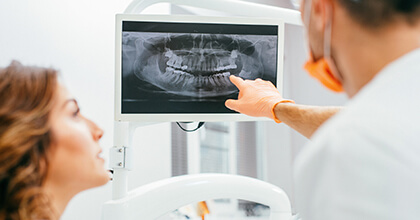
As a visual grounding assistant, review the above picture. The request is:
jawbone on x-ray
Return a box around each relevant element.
[124,32,277,98]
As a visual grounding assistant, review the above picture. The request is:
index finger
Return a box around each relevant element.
[229,75,246,89]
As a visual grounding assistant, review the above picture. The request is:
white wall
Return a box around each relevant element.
[0,1,171,219]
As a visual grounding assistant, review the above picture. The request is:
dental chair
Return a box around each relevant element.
[102,173,292,220]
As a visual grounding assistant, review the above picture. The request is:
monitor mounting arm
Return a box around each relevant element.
[124,0,302,26]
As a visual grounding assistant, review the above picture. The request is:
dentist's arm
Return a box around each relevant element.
[273,104,342,138]
[225,76,342,139]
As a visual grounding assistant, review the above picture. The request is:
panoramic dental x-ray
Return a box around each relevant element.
[121,21,278,114]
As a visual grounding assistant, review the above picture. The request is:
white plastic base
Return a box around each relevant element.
[102,174,292,220]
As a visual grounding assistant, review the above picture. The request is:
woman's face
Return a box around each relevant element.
[45,84,109,192]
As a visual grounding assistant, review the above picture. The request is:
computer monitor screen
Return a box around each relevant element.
[115,14,284,121]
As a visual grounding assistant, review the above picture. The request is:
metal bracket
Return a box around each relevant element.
[110,146,127,169]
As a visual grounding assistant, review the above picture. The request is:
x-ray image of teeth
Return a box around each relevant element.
[123,32,277,98]
[121,31,278,114]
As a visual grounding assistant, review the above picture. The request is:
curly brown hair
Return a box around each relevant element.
[0,61,58,220]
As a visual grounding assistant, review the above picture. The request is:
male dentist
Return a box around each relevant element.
[226,0,420,219]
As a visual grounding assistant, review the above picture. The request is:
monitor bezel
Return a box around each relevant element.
[115,14,285,122]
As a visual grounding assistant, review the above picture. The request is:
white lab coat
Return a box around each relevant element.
[294,48,420,220]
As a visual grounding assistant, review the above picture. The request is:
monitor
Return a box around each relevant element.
[115,14,284,122]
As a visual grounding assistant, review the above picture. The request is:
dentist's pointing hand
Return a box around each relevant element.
[225,75,294,122]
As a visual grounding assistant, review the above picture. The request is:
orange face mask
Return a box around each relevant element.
[304,56,343,92]
[303,0,344,93]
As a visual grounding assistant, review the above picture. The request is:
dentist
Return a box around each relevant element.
[226,0,420,219]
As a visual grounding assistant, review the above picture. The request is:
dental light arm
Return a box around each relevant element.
[102,173,292,220]
[124,0,302,26]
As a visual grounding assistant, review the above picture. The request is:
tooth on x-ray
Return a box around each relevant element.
[128,33,275,98]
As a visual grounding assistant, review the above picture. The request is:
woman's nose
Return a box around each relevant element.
[94,126,104,141]
[83,116,104,141]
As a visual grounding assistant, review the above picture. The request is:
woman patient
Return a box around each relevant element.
[0,61,109,219]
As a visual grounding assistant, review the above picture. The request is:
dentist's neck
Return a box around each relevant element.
[332,6,420,98]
